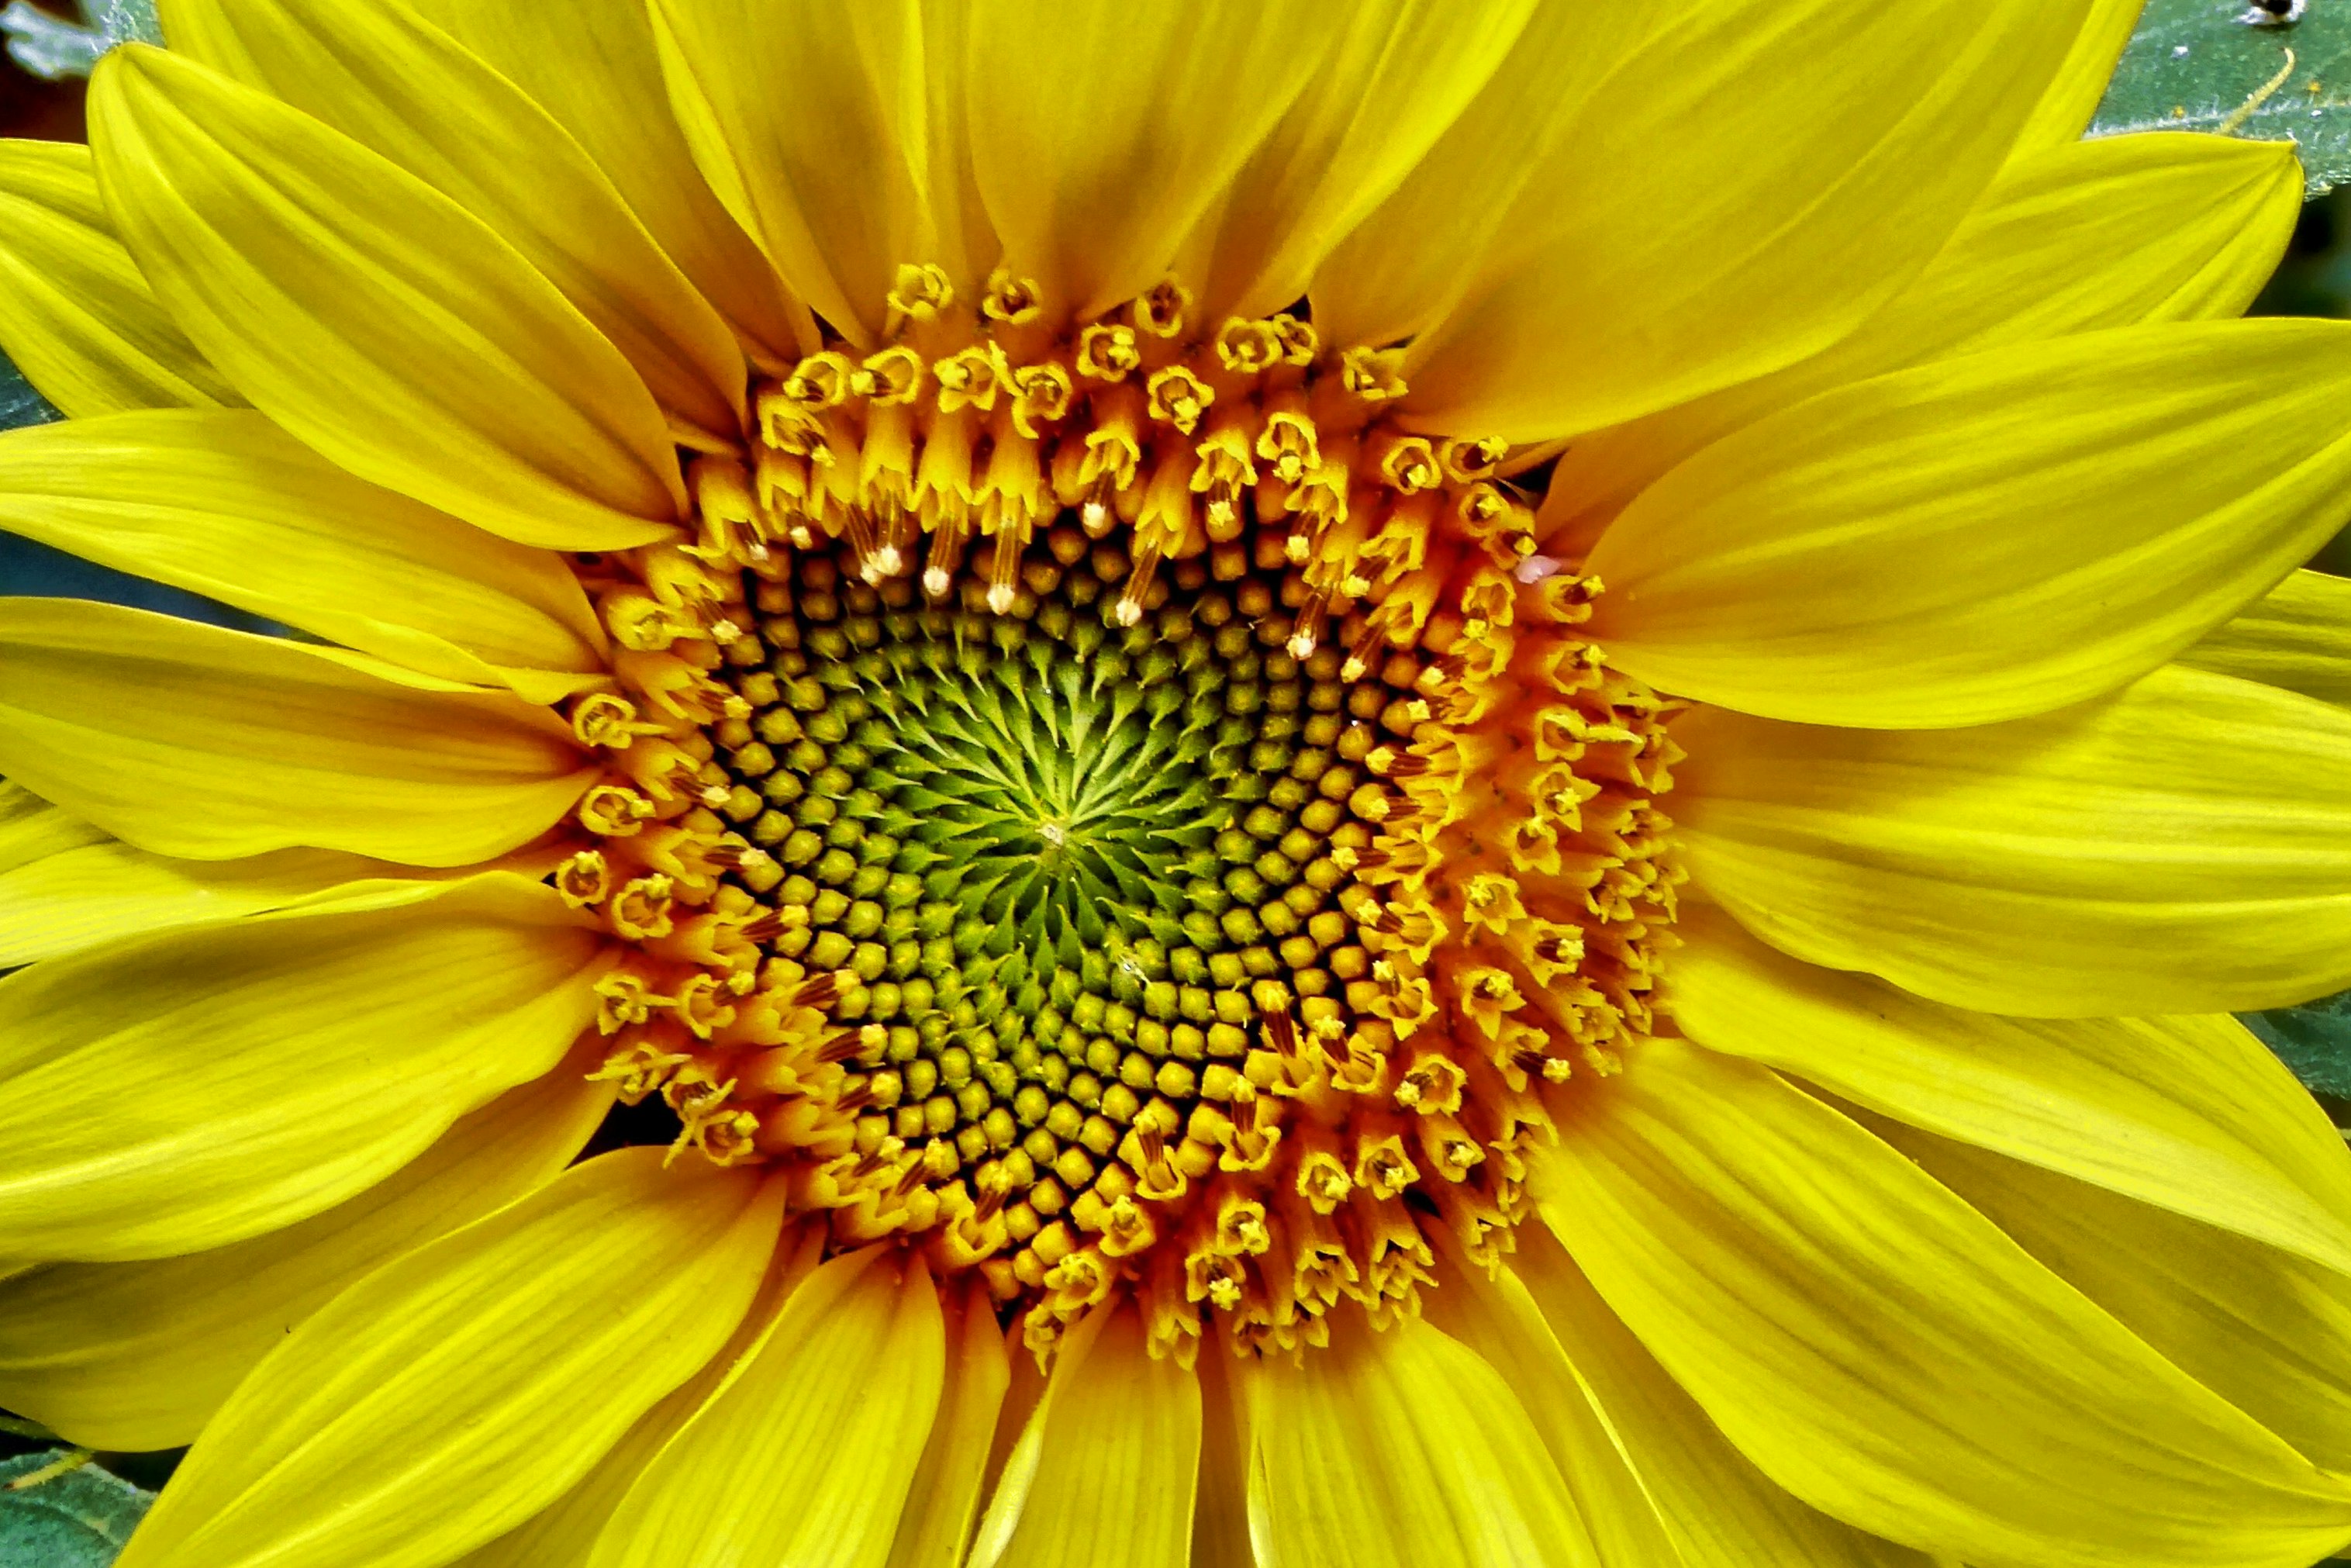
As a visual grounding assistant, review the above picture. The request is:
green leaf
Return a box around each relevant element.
[0,348,60,436]
[2242,990,2351,1100]
[2091,2,2351,195]
[1,0,161,80]
[0,1450,151,1567]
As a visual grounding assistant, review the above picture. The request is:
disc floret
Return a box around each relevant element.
[555,268,1685,1361]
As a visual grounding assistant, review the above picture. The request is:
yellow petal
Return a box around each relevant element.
[1674,664,2351,1015]
[1244,1313,1602,1568]
[0,1059,609,1451]
[911,0,1000,302]
[1893,1122,2351,1478]
[1194,0,1535,320]
[1421,1251,1686,1568]
[2180,567,2351,710]
[0,873,603,1262]
[454,1226,828,1568]
[1545,132,2302,547]
[886,1278,1011,1568]
[1673,905,2351,1276]
[1187,1341,1255,1568]
[1507,1224,1926,1567]
[2017,0,2148,151]
[114,1148,784,1568]
[0,137,238,416]
[1588,319,2351,728]
[647,0,930,349]
[0,409,606,699]
[402,0,814,370]
[1399,0,2091,442]
[0,778,106,872]
[0,598,593,867]
[160,0,747,441]
[88,45,684,552]
[963,0,1334,323]
[0,830,444,967]
[968,1305,1200,1568]
[588,1247,944,1568]
[1306,5,1646,353]
[1538,1040,2351,1568]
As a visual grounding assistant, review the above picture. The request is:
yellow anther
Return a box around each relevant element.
[1256,410,1321,484]
[1352,1131,1418,1200]
[592,970,662,1034]
[554,849,610,908]
[1339,345,1408,402]
[578,783,655,837]
[1271,312,1318,364]
[1371,432,1441,494]
[1395,1052,1467,1117]
[886,261,954,321]
[1076,323,1140,381]
[982,268,1041,324]
[571,692,657,750]
[853,345,927,405]
[1213,316,1283,374]
[1011,361,1074,439]
[1439,435,1509,482]
[610,874,677,941]
[781,351,854,408]
[933,344,1006,413]
[1146,366,1213,435]
[1134,277,1190,338]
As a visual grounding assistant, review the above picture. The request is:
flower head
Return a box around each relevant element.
[4,2,2351,1566]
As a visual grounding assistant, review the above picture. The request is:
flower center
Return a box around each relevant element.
[558,268,1686,1361]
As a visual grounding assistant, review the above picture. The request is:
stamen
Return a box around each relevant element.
[561,266,1683,1362]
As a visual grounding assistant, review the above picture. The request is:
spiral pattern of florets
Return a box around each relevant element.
[554,268,1686,1361]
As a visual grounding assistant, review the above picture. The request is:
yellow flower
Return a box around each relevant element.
[2,0,2351,1563]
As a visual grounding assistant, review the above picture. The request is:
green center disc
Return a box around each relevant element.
[709,541,1406,1179]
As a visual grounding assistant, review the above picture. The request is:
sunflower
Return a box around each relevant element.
[2,0,2351,1564]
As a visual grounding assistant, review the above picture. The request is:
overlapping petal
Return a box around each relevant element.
[0,827,443,967]
[0,779,104,869]
[1305,2,1644,351]
[1243,1314,1602,1568]
[404,0,815,368]
[1398,0,2094,441]
[0,138,238,416]
[647,0,932,348]
[2016,0,2149,151]
[1586,319,2351,727]
[1543,133,2302,545]
[451,1228,828,1568]
[1673,907,2351,1275]
[2182,567,2351,710]
[1895,1125,2351,1478]
[1674,664,2351,1015]
[161,0,748,441]
[1192,0,1534,321]
[0,599,594,866]
[0,409,606,700]
[1538,1040,2351,1568]
[89,45,685,551]
[971,1306,1199,1568]
[587,1248,944,1568]
[0,874,602,1262]
[963,0,1335,323]
[0,1060,610,1450]
[886,1280,1011,1568]
[1507,1225,1930,1566]
[113,1149,784,1568]
[1420,1253,1687,1567]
